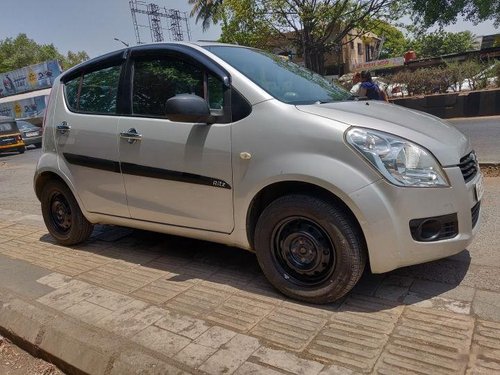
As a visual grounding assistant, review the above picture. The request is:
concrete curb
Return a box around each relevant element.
[0,288,189,375]
[479,163,500,167]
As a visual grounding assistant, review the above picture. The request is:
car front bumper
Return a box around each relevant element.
[350,166,482,274]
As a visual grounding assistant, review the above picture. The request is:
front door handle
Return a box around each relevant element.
[120,128,142,144]
[56,121,71,134]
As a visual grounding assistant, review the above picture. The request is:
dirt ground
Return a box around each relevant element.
[0,335,63,375]
[481,164,500,177]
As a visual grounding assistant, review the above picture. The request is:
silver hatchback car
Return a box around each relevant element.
[35,42,483,303]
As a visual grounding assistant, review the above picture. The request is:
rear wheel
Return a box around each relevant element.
[41,180,94,245]
[254,194,366,304]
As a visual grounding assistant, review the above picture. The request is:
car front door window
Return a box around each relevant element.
[132,57,224,117]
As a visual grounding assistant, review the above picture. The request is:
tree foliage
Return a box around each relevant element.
[190,0,403,74]
[188,0,225,31]
[218,0,273,47]
[408,30,477,58]
[407,0,500,29]
[0,34,89,73]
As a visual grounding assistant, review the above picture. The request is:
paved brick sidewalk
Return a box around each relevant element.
[0,178,500,374]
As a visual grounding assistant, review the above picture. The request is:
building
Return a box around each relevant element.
[339,31,381,73]
[269,29,381,75]
[0,60,61,126]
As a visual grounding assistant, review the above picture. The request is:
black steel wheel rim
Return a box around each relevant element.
[49,191,72,234]
[271,217,336,286]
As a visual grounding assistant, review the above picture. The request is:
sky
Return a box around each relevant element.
[0,0,498,59]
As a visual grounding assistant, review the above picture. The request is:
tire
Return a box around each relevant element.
[34,142,42,148]
[18,147,25,154]
[40,180,94,246]
[254,194,366,304]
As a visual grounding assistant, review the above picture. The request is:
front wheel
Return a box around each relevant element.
[254,194,366,304]
[18,146,25,154]
[41,180,94,245]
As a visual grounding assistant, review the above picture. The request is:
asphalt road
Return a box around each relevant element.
[0,146,40,215]
[448,116,500,163]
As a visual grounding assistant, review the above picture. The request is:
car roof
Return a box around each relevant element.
[60,41,242,84]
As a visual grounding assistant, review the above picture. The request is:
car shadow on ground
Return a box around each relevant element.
[39,225,471,315]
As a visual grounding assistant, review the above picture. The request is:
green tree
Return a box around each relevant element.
[407,0,500,28]
[218,0,273,48]
[0,34,88,73]
[190,0,403,74]
[188,0,225,31]
[408,30,477,58]
[63,51,90,70]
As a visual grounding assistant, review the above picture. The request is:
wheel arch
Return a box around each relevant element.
[246,181,367,252]
[34,171,67,201]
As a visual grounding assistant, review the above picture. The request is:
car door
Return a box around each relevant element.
[118,49,234,233]
[54,58,129,217]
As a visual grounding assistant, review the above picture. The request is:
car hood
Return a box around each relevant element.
[296,101,471,166]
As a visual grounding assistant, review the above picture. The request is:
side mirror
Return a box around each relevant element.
[165,94,215,124]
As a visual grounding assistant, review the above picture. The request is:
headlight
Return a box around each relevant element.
[346,128,449,187]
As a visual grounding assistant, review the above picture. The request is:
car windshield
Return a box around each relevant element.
[17,121,35,131]
[0,122,14,133]
[205,46,351,105]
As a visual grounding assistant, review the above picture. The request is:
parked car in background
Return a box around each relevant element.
[17,120,43,148]
[0,116,25,154]
[35,42,482,304]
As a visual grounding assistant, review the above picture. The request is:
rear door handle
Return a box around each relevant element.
[120,128,142,144]
[56,121,71,134]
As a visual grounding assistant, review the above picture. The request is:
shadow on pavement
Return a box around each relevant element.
[39,226,472,314]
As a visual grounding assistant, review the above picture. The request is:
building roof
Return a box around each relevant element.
[0,88,51,105]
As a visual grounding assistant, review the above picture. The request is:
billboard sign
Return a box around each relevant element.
[0,95,47,119]
[0,60,61,98]
[352,57,405,72]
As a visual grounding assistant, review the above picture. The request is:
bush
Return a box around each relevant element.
[494,62,500,88]
[447,59,489,91]
[388,67,448,96]
[385,59,496,97]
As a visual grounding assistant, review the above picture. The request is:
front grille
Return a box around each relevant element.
[459,151,478,183]
[471,201,481,228]
[441,221,459,239]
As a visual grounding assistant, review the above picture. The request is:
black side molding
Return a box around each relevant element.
[62,153,231,189]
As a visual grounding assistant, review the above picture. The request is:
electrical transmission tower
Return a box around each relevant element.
[129,0,192,44]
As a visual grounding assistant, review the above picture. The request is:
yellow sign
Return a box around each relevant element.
[14,102,22,118]
[28,69,38,87]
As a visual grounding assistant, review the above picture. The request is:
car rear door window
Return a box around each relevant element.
[79,66,121,114]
